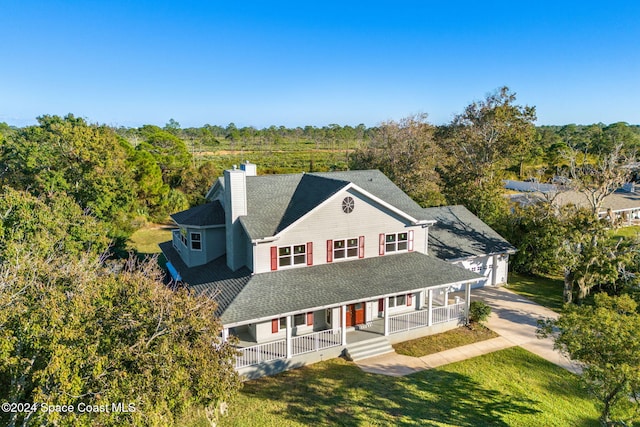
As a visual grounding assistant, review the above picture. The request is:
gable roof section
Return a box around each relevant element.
[276,173,350,233]
[423,205,516,261]
[237,169,433,240]
[170,200,225,226]
[219,252,482,325]
[159,242,252,316]
[312,170,430,221]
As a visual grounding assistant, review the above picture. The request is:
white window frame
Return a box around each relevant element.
[278,244,307,268]
[180,228,187,247]
[385,232,408,253]
[333,237,359,261]
[190,232,202,251]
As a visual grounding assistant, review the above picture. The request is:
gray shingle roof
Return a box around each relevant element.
[236,169,432,240]
[160,242,251,316]
[219,252,482,325]
[170,200,225,227]
[423,205,516,261]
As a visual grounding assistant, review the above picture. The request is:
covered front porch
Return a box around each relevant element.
[229,284,471,373]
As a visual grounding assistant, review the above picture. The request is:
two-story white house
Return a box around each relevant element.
[160,163,515,379]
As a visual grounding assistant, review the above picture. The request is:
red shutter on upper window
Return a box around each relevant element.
[307,312,313,326]
[407,293,412,306]
[379,233,385,255]
[378,298,384,312]
[307,242,313,265]
[271,318,279,333]
[326,240,333,263]
[270,246,278,271]
[408,230,414,252]
[359,236,365,258]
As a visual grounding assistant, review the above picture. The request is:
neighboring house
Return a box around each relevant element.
[507,180,640,225]
[160,163,515,379]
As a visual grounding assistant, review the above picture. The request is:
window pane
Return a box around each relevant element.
[334,240,345,249]
[280,317,286,329]
[294,314,305,326]
[279,247,291,256]
[388,297,395,308]
[398,242,408,251]
[347,248,358,257]
[347,238,358,247]
[386,234,396,243]
[334,249,345,259]
[191,241,201,250]
[279,257,291,266]
[293,254,306,264]
[294,245,306,254]
[397,295,406,305]
[191,233,201,241]
[386,243,395,252]
[398,233,408,241]
[355,303,362,310]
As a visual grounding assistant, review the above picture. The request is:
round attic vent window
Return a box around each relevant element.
[342,196,355,214]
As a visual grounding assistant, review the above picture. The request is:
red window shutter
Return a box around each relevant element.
[307,242,313,265]
[407,293,412,306]
[378,298,384,312]
[326,240,333,263]
[359,236,365,258]
[307,312,313,326]
[271,318,279,333]
[270,246,278,271]
[408,230,414,252]
[379,233,385,255]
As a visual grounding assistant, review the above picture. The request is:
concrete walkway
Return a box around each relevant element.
[357,286,580,376]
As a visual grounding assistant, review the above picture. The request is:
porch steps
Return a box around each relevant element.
[345,336,394,362]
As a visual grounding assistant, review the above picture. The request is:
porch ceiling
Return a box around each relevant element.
[220,252,481,326]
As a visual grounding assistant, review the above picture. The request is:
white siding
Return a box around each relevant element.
[253,188,427,274]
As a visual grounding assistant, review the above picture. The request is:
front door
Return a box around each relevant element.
[346,303,365,327]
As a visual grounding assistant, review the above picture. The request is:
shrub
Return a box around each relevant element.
[469,301,492,327]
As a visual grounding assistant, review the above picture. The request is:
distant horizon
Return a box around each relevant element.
[2,1,638,130]
[1,113,638,131]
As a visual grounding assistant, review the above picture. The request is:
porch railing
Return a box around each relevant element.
[389,300,466,334]
[235,329,343,369]
[235,339,286,369]
[432,301,465,325]
[292,329,342,356]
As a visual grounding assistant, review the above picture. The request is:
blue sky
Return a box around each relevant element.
[1,1,638,128]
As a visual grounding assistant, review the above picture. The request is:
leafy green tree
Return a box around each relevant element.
[0,187,110,260]
[0,253,241,427]
[350,114,445,206]
[0,115,137,224]
[436,87,536,225]
[538,294,640,425]
[138,125,192,188]
[508,201,636,303]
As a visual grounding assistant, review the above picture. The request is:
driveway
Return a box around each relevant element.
[472,286,581,374]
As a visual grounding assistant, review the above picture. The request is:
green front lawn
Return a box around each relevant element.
[393,326,498,357]
[507,272,564,312]
[220,347,600,426]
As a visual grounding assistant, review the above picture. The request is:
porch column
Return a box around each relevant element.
[427,289,433,326]
[222,328,229,343]
[444,288,449,306]
[341,305,347,346]
[383,297,389,336]
[465,282,472,325]
[286,315,292,359]
[491,255,498,286]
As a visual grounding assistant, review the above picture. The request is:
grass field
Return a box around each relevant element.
[126,225,173,255]
[219,347,600,427]
[393,326,498,358]
[507,272,564,312]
